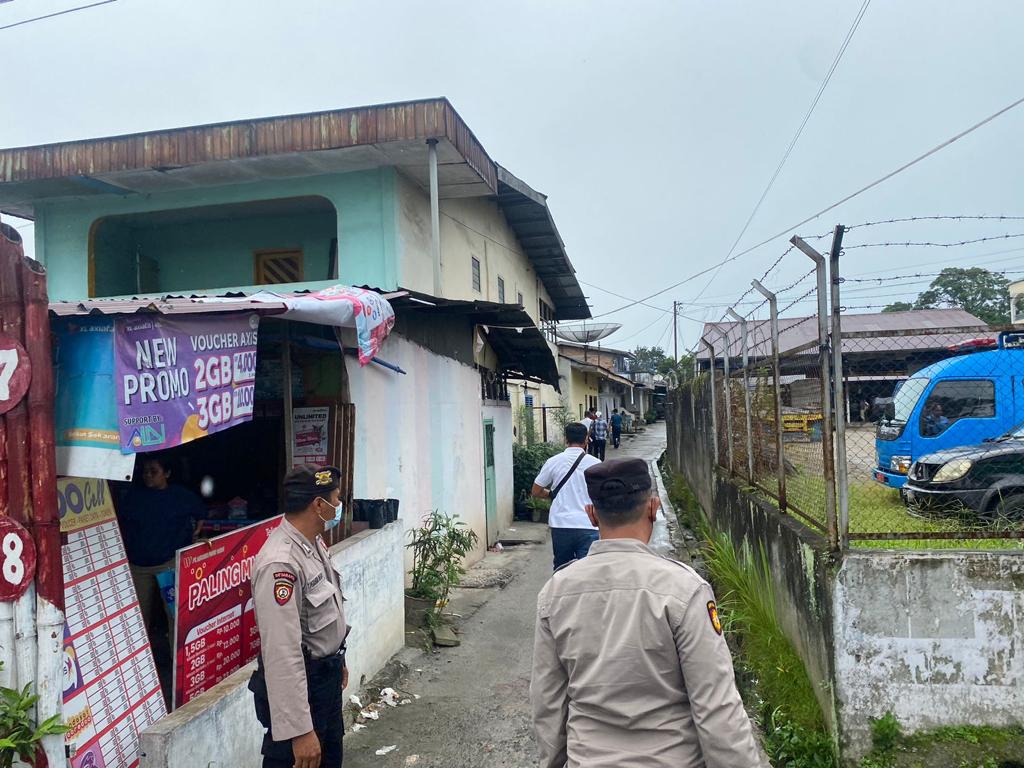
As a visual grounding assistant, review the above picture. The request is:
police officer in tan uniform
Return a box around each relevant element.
[249,466,350,768]
[530,458,765,768]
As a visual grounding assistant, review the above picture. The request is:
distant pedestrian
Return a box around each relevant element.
[591,411,608,460]
[531,422,601,570]
[530,458,765,768]
[859,399,870,423]
[610,408,623,449]
[580,409,594,435]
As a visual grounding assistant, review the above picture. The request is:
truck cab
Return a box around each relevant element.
[874,336,1024,489]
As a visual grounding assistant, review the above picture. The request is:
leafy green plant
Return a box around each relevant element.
[525,496,551,523]
[0,662,66,768]
[512,442,562,503]
[871,712,902,755]
[517,404,538,445]
[406,510,479,614]
[550,397,575,434]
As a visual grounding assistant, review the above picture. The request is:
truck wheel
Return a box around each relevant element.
[994,494,1024,523]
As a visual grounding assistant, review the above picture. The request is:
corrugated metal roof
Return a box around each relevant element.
[698,308,990,360]
[495,164,590,321]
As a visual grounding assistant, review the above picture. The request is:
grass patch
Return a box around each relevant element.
[782,472,1024,551]
[859,720,1024,767]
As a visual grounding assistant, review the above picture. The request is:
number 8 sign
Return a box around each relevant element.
[0,335,30,415]
[0,517,36,602]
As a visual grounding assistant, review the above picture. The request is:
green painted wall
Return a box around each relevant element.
[35,168,400,300]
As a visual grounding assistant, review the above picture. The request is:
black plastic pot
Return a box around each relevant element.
[352,499,369,522]
[360,499,386,529]
[385,498,400,523]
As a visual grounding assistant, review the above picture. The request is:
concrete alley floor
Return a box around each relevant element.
[342,423,669,768]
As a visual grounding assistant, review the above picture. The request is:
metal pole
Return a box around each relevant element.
[701,338,719,468]
[829,225,849,548]
[673,301,679,364]
[282,322,294,469]
[791,235,838,549]
[427,138,442,296]
[727,309,754,482]
[752,279,786,512]
[714,325,734,475]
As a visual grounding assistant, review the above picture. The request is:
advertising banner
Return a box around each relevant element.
[291,406,331,468]
[114,313,259,454]
[53,318,135,481]
[172,516,282,709]
[59,477,166,768]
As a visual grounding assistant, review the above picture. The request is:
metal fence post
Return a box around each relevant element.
[701,338,719,467]
[727,308,754,482]
[751,279,786,512]
[792,235,839,549]
[828,225,849,548]
[714,325,734,475]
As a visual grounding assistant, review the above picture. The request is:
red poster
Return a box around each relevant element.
[172,516,282,708]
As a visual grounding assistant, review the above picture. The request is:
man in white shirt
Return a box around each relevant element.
[532,422,602,570]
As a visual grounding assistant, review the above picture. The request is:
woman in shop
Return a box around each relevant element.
[117,453,206,645]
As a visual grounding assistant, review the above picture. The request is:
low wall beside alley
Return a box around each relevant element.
[141,521,405,767]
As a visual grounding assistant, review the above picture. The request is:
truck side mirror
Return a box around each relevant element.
[884,402,895,421]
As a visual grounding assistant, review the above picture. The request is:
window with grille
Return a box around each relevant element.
[471,257,481,292]
[497,276,506,303]
[539,300,556,342]
[254,249,304,285]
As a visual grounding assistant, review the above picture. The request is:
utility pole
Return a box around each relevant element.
[672,301,679,363]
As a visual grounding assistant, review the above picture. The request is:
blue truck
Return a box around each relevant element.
[873,334,1024,489]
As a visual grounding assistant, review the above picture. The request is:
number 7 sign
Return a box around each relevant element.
[0,336,30,415]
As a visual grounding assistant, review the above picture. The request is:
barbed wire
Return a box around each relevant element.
[844,268,1018,283]
[845,215,1024,230]
[844,233,1024,249]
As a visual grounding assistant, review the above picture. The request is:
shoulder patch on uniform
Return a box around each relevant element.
[273,570,297,605]
[707,600,723,635]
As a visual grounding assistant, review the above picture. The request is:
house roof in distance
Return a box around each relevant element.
[0,97,590,321]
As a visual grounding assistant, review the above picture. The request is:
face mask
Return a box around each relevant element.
[319,499,344,532]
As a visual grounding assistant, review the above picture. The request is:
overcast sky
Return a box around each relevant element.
[2,0,1023,351]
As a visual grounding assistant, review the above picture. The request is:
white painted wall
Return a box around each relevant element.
[395,175,558,327]
[345,330,489,570]
[482,402,514,533]
[833,551,1024,758]
[140,522,405,768]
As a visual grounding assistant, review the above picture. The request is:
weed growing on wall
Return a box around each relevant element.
[857,716,1024,768]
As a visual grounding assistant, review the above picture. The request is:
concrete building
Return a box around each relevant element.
[0,98,589,765]
[557,342,650,423]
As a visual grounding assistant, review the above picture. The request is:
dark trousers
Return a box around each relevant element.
[551,527,599,570]
[591,438,606,460]
[611,426,621,448]
[250,651,345,768]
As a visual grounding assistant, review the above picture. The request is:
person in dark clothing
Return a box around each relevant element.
[118,455,205,635]
[610,408,623,449]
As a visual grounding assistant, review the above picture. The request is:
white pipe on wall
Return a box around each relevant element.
[14,583,37,692]
[0,601,13,687]
[36,596,64,766]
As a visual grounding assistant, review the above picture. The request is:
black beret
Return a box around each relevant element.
[283,465,341,496]
[584,458,652,500]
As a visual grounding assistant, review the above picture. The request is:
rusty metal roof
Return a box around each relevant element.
[495,165,590,321]
[0,98,496,198]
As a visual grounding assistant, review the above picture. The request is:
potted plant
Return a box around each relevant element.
[525,496,551,524]
[405,510,479,626]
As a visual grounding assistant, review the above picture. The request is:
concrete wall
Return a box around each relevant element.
[140,522,405,768]
[343,329,490,570]
[558,359,599,419]
[395,175,558,326]
[35,168,399,300]
[833,551,1024,756]
[482,401,514,532]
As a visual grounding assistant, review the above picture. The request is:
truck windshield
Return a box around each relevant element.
[892,378,930,423]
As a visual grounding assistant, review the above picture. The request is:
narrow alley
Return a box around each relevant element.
[343,425,669,768]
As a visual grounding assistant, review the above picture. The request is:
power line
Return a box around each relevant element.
[616,313,674,346]
[590,93,1024,320]
[0,0,118,32]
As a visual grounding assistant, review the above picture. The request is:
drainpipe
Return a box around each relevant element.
[427,139,442,296]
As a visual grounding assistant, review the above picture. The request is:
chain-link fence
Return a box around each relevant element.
[684,226,1024,551]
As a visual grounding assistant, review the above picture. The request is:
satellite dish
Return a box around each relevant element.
[555,322,622,343]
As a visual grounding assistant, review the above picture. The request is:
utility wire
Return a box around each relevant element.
[0,0,118,31]
[589,93,1024,320]
[683,0,870,318]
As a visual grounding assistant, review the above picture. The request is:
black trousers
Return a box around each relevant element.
[611,426,621,448]
[591,438,606,460]
[250,651,345,768]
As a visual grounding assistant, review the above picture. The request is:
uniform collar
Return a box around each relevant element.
[281,517,316,557]
[587,538,657,557]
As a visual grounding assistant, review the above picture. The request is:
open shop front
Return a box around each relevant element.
[52,286,397,767]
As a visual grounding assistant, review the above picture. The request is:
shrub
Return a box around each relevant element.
[0,662,66,768]
[406,510,479,611]
[513,442,562,502]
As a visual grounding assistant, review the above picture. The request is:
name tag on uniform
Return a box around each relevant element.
[307,573,325,590]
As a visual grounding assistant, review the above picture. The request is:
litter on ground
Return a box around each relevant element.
[376,745,398,756]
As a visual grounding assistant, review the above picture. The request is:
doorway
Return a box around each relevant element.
[482,419,498,546]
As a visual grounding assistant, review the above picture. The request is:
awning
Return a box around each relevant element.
[560,355,634,388]
[390,291,560,387]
